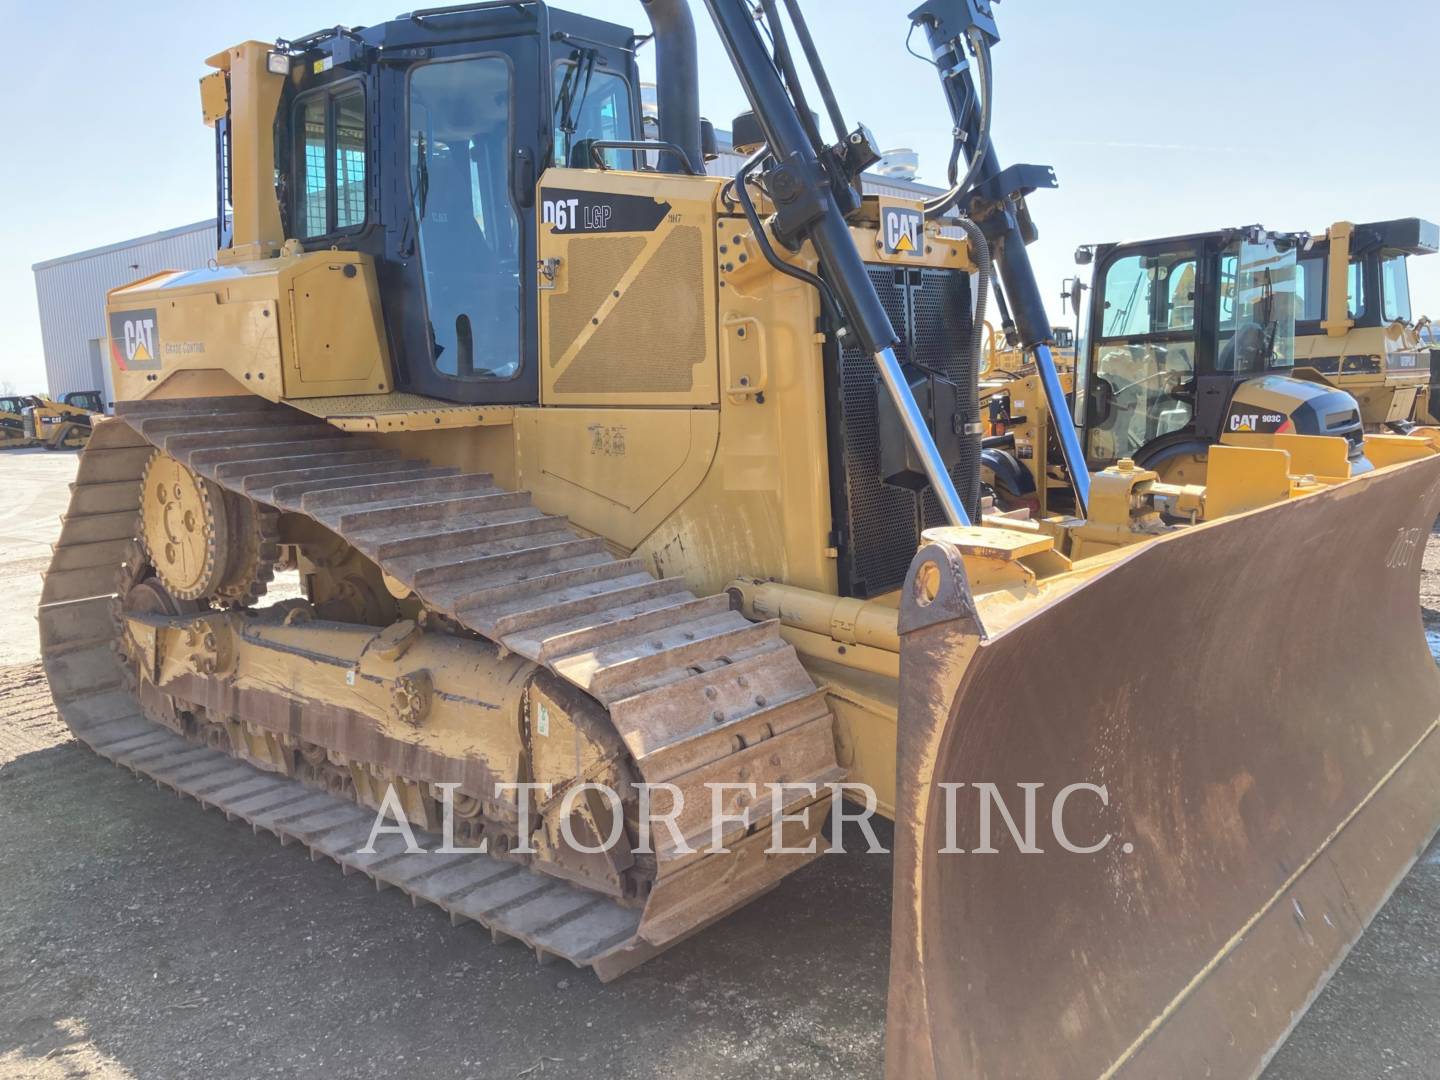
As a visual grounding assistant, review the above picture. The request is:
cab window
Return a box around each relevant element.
[553,59,635,169]
[409,56,521,381]
[295,83,367,239]
[1217,243,1296,372]
[1295,254,1324,322]
[1381,254,1412,322]
[1087,249,1199,465]
[1347,260,1365,319]
[1100,253,1197,336]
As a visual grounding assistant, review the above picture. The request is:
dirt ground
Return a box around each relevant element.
[0,448,1436,1079]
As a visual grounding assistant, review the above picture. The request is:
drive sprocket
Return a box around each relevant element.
[139,451,277,607]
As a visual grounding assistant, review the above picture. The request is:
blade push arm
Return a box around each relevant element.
[700,0,975,527]
[911,0,1092,514]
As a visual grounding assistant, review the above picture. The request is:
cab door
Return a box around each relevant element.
[1083,242,1201,468]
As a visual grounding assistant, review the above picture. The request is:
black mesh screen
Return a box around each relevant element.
[827,265,977,598]
[914,268,982,529]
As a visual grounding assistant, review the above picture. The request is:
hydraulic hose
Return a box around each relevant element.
[925,29,992,221]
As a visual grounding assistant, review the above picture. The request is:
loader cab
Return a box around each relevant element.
[1078,227,1323,474]
[265,5,644,406]
[1292,218,1436,348]
[1289,220,1437,429]
[61,390,104,414]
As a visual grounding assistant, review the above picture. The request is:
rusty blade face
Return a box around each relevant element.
[887,456,1440,1080]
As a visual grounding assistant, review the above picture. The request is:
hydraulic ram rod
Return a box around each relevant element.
[702,0,972,527]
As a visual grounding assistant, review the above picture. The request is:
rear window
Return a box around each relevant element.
[295,82,367,239]
[1295,255,1324,321]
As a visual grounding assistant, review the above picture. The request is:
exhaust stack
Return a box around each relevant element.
[640,0,703,173]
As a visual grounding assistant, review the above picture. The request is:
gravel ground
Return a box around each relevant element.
[0,448,1436,1079]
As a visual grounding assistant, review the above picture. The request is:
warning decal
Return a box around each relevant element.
[880,200,925,259]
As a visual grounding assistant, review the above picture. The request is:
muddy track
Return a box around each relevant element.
[37,398,839,980]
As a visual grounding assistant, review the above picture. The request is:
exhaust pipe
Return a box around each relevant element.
[640,0,703,174]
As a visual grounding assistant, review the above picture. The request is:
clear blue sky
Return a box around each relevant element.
[3,0,1438,393]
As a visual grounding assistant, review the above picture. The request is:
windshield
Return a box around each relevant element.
[1381,254,1413,322]
[409,57,522,381]
[1217,239,1296,372]
[553,60,634,169]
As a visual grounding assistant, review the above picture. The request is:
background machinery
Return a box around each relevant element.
[1,393,47,447]
[24,389,104,450]
[34,1,1440,1077]
[1289,218,1437,428]
[984,224,1390,509]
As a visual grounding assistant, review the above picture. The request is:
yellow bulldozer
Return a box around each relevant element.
[23,389,105,450]
[1290,218,1437,428]
[36,2,1440,1077]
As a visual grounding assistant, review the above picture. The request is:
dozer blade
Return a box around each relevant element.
[886,454,1440,1079]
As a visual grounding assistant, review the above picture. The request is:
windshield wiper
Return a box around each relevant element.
[553,49,597,167]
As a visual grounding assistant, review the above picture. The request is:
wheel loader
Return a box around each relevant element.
[36,1,1440,1077]
[985,222,1424,512]
[24,389,104,450]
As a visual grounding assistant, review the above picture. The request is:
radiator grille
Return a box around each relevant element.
[828,265,977,597]
[548,236,647,366]
[554,227,707,394]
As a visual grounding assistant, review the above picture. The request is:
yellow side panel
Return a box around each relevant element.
[1365,432,1437,469]
[106,251,393,404]
[1203,444,1292,519]
[109,268,285,403]
[285,258,391,393]
[199,70,227,127]
[515,407,718,551]
[538,169,723,407]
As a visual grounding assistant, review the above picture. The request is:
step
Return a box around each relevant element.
[369,510,557,561]
[266,466,455,509]
[300,472,496,514]
[518,594,728,664]
[407,533,604,590]
[452,557,646,619]
[336,490,534,534]
[554,616,780,701]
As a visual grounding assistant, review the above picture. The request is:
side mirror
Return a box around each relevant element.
[1061,277,1087,319]
[1087,377,1114,428]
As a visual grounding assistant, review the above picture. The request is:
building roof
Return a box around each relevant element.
[31,220,215,273]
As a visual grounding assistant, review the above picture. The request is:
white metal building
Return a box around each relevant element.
[32,220,216,407]
[31,140,942,408]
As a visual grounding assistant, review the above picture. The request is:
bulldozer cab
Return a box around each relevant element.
[1079,227,1301,469]
[256,6,643,405]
